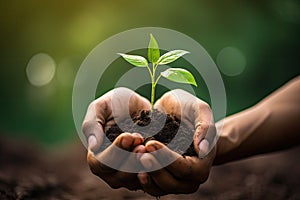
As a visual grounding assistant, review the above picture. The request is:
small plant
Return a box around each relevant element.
[118,34,197,110]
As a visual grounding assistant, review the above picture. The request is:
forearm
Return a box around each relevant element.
[214,76,300,165]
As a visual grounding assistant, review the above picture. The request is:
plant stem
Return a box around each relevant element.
[150,63,157,110]
[154,74,162,86]
[146,64,153,80]
[151,78,155,110]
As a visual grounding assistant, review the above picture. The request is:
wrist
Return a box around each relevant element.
[213,105,266,165]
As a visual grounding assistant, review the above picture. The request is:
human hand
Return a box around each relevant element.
[137,89,216,196]
[82,87,151,190]
[155,89,216,156]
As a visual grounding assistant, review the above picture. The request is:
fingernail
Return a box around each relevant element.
[88,135,97,150]
[198,139,209,158]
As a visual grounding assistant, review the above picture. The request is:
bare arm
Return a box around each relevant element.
[214,76,300,165]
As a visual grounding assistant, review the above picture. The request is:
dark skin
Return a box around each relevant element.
[137,89,216,195]
[214,76,300,164]
[83,87,150,190]
[83,76,300,196]
[83,88,216,195]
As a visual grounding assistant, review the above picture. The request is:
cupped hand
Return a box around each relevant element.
[137,89,217,196]
[155,89,216,156]
[82,87,151,190]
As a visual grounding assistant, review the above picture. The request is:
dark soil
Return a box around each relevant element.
[104,110,197,156]
[0,134,300,199]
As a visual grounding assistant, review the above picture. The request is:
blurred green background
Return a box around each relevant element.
[0,0,299,147]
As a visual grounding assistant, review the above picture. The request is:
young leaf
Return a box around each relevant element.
[118,53,148,67]
[161,68,197,86]
[157,50,190,65]
[148,34,160,63]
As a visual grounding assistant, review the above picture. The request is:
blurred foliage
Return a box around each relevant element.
[0,0,299,146]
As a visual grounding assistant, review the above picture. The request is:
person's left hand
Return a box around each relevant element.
[83,88,151,191]
[137,89,217,196]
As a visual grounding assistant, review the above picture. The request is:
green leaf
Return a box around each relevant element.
[148,34,160,63]
[118,53,148,67]
[161,68,197,86]
[157,50,190,65]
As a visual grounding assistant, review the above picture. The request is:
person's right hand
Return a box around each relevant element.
[82,87,151,190]
[137,89,216,196]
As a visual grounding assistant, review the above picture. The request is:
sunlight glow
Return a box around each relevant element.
[26,53,56,87]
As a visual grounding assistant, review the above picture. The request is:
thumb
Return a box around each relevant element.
[82,120,105,152]
[194,122,216,158]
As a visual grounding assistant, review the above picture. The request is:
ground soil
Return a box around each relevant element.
[0,134,299,199]
[104,110,197,156]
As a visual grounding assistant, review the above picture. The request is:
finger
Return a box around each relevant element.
[145,141,210,182]
[87,150,115,176]
[194,122,216,158]
[132,144,146,160]
[88,135,97,151]
[82,119,105,152]
[113,171,141,191]
[150,169,199,194]
[136,144,165,195]
[139,151,199,195]
[88,150,136,189]
[144,140,180,168]
[117,144,146,174]
[129,91,151,117]
[154,91,180,116]
[109,87,151,122]
[114,145,146,191]
[83,88,146,152]
[139,154,167,196]
[82,98,110,151]
[88,158,142,191]
[198,139,209,157]
[138,173,166,196]
[102,144,146,191]
[91,133,144,173]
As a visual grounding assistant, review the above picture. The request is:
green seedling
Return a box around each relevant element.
[118,34,197,110]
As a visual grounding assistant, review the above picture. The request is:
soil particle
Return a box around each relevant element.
[1,134,299,199]
[104,110,197,156]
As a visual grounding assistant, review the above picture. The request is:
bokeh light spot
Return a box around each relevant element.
[216,46,246,77]
[26,53,56,87]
